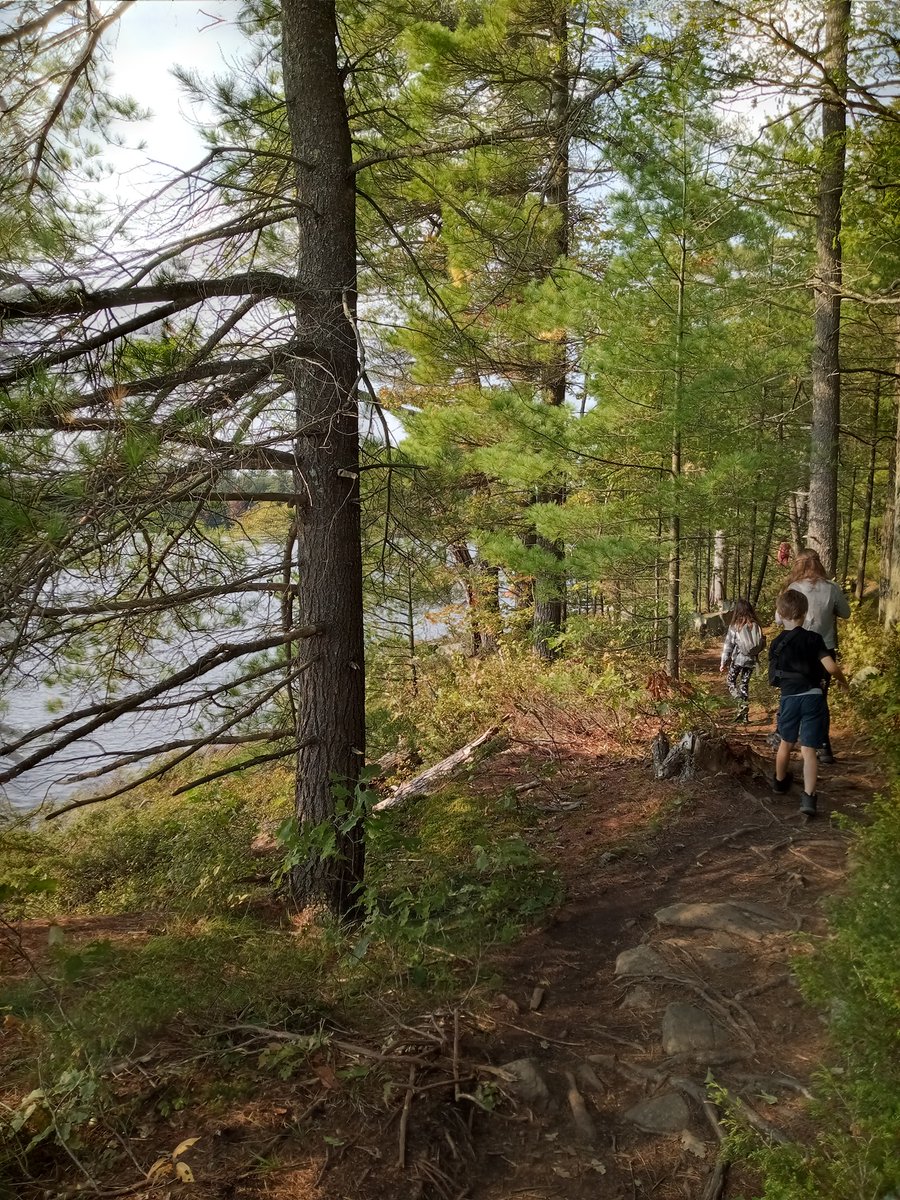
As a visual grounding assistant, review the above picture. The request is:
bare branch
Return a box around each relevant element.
[0,271,312,321]
[0,0,79,48]
[0,624,323,781]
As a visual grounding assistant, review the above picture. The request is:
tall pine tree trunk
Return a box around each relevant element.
[747,500,758,600]
[478,562,501,654]
[753,495,779,606]
[881,317,900,625]
[533,7,569,659]
[451,543,481,655]
[856,381,880,600]
[878,403,896,617]
[841,464,857,585]
[807,0,849,574]
[282,0,366,915]
[666,214,687,677]
[788,492,807,553]
[452,544,500,655]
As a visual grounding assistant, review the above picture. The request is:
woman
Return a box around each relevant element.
[777,549,851,763]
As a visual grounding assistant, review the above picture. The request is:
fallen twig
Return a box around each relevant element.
[787,846,843,877]
[694,823,772,861]
[398,1064,416,1169]
[731,1071,812,1100]
[564,1070,598,1146]
[583,1025,646,1053]
[490,1017,585,1048]
[452,1007,461,1101]
[734,974,791,1002]
[218,1024,437,1067]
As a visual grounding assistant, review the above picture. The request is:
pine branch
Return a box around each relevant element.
[0,272,312,321]
[28,2,134,192]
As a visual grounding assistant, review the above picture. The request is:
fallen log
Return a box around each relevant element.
[372,726,503,813]
[370,742,422,781]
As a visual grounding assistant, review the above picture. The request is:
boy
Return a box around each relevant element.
[769,589,848,818]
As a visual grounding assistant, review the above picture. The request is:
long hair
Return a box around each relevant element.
[729,598,759,628]
[787,548,828,584]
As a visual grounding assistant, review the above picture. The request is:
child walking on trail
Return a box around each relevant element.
[778,548,851,764]
[770,589,848,818]
[719,599,766,723]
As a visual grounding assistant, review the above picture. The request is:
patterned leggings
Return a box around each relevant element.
[727,663,753,703]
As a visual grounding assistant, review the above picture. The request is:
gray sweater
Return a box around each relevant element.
[775,580,850,651]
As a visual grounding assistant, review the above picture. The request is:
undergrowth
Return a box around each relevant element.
[0,742,560,1190]
[0,638,710,1191]
[366,635,720,763]
[746,616,900,1199]
[0,757,293,916]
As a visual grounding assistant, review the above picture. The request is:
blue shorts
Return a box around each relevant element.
[777,692,827,749]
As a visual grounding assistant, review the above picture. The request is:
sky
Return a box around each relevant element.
[103,0,248,191]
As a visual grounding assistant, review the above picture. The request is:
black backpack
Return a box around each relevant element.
[768,628,822,689]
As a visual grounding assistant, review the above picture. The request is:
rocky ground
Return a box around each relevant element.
[451,653,874,1200]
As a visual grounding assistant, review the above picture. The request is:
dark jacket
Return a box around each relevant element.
[768,627,830,696]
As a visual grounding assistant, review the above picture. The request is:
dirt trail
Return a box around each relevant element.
[456,651,875,1200]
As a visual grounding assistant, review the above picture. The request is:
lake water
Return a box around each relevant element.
[1,583,451,817]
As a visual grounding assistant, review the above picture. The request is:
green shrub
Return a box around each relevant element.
[751,621,900,1198]
[365,787,561,953]
[56,791,263,912]
[0,761,295,916]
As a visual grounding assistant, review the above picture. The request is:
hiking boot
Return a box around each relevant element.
[799,791,818,818]
[733,704,749,725]
[817,747,836,765]
[766,730,781,750]
[772,772,793,794]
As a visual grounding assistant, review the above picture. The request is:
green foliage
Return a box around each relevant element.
[54,796,260,913]
[272,767,379,888]
[364,787,561,954]
[0,916,336,1173]
[0,766,294,917]
[0,823,60,915]
[750,622,900,1198]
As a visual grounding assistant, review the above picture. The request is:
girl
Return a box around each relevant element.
[777,548,851,762]
[719,599,766,723]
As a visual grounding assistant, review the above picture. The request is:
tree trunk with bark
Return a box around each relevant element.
[840,464,857,586]
[881,318,900,625]
[752,494,779,606]
[807,0,850,574]
[878,400,897,618]
[788,492,806,553]
[281,0,366,915]
[452,543,500,654]
[856,381,880,601]
[709,529,726,608]
[666,227,687,678]
[533,9,569,660]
